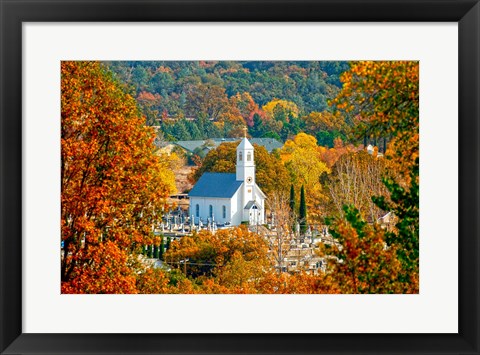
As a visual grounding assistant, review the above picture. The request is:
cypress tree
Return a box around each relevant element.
[166,237,171,251]
[159,236,164,260]
[153,244,159,259]
[289,184,296,214]
[147,245,153,258]
[299,185,307,234]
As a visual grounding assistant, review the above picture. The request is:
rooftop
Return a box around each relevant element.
[188,173,243,198]
[175,137,283,153]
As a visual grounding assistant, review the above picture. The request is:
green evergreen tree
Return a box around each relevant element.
[186,120,202,140]
[172,119,191,140]
[289,184,296,214]
[299,185,307,233]
[249,113,265,137]
[147,245,153,258]
[159,236,164,260]
[153,244,159,259]
[166,237,172,251]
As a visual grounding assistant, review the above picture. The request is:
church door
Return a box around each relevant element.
[249,205,258,225]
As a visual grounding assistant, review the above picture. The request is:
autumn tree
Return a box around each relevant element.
[136,91,162,126]
[303,111,346,148]
[326,151,387,222]
[317,137,357,168]
[332,61,419,184]
[165,226,271,292]
[323,206,405,293]
[262,99,299,122]
[326,61,419,293]
[216,100,246,137]
[323,160,419,293]
[230,92,260,127]
[264,191,296,274]
[280,133,330,217]
[185,83,229,119]
[61,61,176,294]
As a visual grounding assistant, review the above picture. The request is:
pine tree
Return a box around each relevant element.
[299,185,307,233]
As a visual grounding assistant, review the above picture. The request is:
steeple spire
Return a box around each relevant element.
[236,136,254,182]
[243,126,247,138]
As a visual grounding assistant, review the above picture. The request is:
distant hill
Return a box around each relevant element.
[106,61,350,145]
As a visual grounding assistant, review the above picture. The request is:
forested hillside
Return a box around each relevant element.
[107,61,349,144]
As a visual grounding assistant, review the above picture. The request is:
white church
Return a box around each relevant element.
[188,137,266,226]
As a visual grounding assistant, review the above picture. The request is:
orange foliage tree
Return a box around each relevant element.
[323,206,408,293]
[326,61,419,293]
[230,92,260,127]
[332,61,419,184]
[61,61,175,293]
[164,227,272,293]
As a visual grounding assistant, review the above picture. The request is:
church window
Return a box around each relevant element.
[222,205,226,219]
[239,152,242,161]
[195,204,199,217]
[209,205,213,218]
[247,152,252,161]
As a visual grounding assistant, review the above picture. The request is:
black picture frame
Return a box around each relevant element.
[1,1,479,354]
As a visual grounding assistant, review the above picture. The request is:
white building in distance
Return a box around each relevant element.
[188,137,266,226]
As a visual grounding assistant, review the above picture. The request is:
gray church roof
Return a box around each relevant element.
[175,137,283,154]
[188,173,243,198]
[244,200,259,209]
[250,138,283,152]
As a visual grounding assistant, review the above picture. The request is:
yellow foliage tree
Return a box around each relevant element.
[303,111,345,132]
[262,98,299,122]
[280,133,330,218]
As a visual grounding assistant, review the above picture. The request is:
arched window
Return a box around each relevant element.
[239,152,243,161]
[222,205,226,219]
[209,205,213,218]
[247,152,252,161]
[195,204,199,217]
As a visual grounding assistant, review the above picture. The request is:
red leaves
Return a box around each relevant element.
[61,62,175,293]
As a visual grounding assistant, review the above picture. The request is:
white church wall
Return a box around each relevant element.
[230,189,243,225]
[189,196,233,225]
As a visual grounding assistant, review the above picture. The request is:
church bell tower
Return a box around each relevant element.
[236,136,255,184]
[236,135,256,214]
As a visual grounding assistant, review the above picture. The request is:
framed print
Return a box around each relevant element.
[1,0,479,354]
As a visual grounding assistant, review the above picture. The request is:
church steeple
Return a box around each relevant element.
[236,136,255,183]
